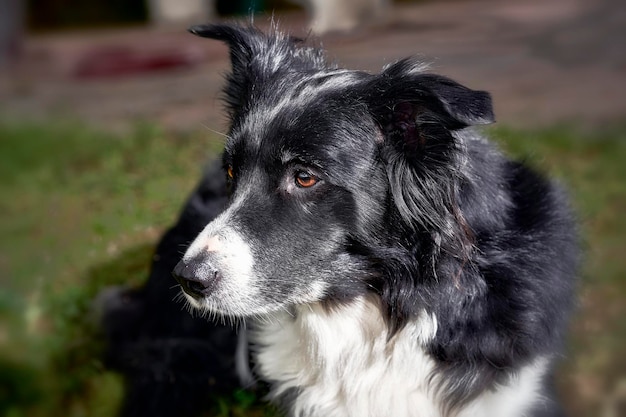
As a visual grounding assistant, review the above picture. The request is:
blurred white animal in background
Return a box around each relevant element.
[291,0,390,33]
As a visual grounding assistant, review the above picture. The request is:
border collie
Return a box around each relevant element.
[173,23,578,417]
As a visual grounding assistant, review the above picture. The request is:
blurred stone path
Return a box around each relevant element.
[1,0,624,132]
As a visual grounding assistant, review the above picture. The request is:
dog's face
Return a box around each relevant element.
[173,24,494,317]
[176,73,389,316]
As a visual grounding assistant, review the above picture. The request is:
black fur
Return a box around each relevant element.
[174,23,578,416]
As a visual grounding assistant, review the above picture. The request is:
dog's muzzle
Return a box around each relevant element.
[172,255,221,299]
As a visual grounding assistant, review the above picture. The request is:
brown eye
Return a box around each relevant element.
[227,165,234,179]
[295,171,318,188]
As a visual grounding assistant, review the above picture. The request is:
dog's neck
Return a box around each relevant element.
[250,296,442,416]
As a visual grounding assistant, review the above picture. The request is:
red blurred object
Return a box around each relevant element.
[73,46,203,79]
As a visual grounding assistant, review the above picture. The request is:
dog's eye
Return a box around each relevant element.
[295,171,318,188]
[227,165,234,180]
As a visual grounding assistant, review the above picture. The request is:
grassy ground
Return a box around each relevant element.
[0,121,624,417]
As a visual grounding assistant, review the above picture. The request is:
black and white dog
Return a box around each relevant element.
[173,23,578,417]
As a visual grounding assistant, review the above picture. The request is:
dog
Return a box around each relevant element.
[173,23,578,417]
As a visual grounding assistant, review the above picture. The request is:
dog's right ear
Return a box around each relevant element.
[189,24,267,119]
[189,23,327,121]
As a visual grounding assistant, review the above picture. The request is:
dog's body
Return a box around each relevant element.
[174,24,577,417]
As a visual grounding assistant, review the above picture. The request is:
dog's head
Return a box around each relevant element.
[173,24,494,318]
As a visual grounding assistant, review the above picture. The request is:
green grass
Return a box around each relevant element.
[0,121,624,417]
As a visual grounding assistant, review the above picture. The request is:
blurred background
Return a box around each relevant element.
[0,0,624,416]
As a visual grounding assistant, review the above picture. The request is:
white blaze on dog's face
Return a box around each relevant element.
[178,215,259,314]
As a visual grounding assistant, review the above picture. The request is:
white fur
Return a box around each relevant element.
[457,358,549,417]
[251,296,548,417]
[241,71,363,143]
[235,330,255,387]
[181,186,261,316]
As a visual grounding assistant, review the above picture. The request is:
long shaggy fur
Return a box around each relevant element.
[173,23,578,417]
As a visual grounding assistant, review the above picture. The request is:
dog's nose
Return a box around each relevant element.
[172,257,221,298]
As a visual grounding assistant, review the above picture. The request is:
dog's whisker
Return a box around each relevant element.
[201,123,231,141]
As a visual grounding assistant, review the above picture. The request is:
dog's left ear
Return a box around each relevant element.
[366,58,494,135]
[403,72,495,129]
[362,59,494,232]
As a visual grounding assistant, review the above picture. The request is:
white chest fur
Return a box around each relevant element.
[250,297,548,417]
